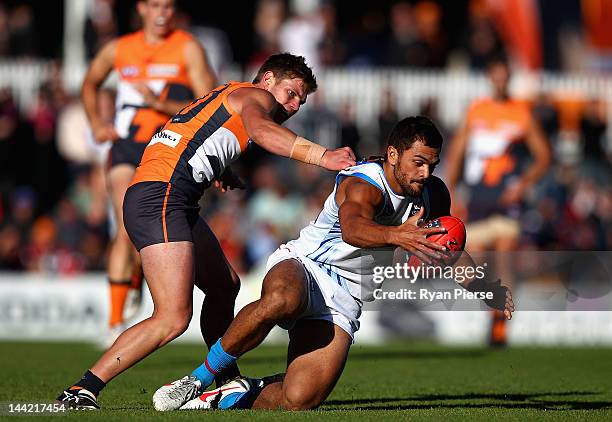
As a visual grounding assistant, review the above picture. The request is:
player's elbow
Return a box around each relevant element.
[341,231,357,247]
[341,224,364,247]
[80,78,98,101]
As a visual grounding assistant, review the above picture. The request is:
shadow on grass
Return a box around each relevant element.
[146,348,489,372]
[324,391,612,411]
[236,348,488,365]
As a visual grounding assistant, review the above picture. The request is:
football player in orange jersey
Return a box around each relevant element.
[80,0,217,348]
[56,53,356,410]
[445,55,550,346]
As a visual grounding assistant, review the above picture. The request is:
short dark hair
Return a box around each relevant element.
[252,53,318,94]
[386,116,443,155]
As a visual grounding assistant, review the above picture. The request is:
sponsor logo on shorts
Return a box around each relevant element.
[149,129,182,148]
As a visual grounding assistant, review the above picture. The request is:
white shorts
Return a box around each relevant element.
[265,244,362,339]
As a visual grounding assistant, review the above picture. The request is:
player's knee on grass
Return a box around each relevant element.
[281,383,324,410]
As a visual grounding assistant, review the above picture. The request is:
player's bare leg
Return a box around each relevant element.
[92,241,195,379]
[105,164,140,343]
[58,241,195,409]
[192,217,241,383]
[218,259,308,356]
[252,320,351,410]
[154,259,308,411]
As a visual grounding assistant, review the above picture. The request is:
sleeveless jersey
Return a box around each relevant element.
[463,97,532,219]
[131,81,253,202]
[287,161,450,302]
[114,29,195,143]
[463,98,531,187]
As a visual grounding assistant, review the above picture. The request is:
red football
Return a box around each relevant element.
[407,215,467,267]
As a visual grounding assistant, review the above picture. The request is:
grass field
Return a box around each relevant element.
[1,341,612,420]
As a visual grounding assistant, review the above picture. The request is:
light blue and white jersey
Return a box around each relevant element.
[287,161,432,302]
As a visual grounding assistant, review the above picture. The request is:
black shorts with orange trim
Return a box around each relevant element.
[123,181,199,251]
[108,138,148,168]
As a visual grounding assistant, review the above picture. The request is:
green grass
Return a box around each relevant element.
[1,341,612,420]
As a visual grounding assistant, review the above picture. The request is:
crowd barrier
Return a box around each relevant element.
[2,272,612,346]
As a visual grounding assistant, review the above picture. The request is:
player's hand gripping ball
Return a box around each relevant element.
[408,216,466,267]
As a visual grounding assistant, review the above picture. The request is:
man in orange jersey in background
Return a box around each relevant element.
[445,55,550,346]
[56,53,356,410]
[80,0,217,347]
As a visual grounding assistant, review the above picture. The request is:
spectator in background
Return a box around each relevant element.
[419,97,445,135]
[0,5,10,56]
[175,11,233,77]
[27,83,69,216]
[532,92,560,143]
[465,0,505,70]
[346,6,386,66]
[378,88,399,149]
[318,1,347,67]
[85,0,117,60]
[385,1,447,68]
[250,0,285,70]
[57,88,115,229]
[0,89,21,194]
[0,224,22,270]
[412,1,448,68]
[580,98,608,164]
[279,0,325,71]
[338,100,361,158]
[384,1,419,67]
[8,4,37,57]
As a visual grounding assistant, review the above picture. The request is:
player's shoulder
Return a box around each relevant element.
[423,176,451,217]
[228,84,275,109]
[116,30,144,46]
[469,97,493,112]
[171,29,195,41]
[169,29,200,50]
[424,175,449,196]
[339,161,385,188]
[340,161,384,176]
[336,164,386,209]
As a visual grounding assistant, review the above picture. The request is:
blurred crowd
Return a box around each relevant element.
[0,0,610,275]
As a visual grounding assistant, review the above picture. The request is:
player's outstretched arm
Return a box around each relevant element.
[231,87,355,170]
[337,178,447,264]
[81,39,119,143]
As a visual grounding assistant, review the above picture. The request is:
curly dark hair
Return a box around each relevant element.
[252,53,318,94]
